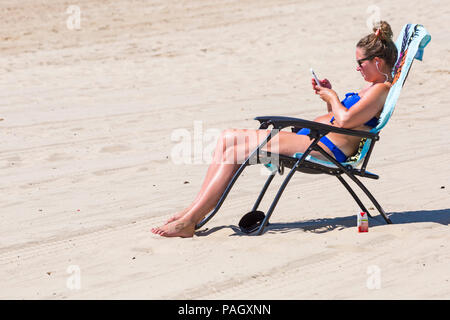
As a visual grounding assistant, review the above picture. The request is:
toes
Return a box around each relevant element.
[151,227,163,235]
[151,221,195,238]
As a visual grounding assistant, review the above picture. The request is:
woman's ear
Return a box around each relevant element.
[374,57,386,69]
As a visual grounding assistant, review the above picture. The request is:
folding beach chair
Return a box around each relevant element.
[195,23,431,235]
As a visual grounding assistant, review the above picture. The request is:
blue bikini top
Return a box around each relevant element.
[330,92,379,128]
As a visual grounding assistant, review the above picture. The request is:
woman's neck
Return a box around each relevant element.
[372,73,392,85]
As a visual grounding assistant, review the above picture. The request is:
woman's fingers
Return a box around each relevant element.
[313,83,321,93]
[312,78,331,92]
[321,78,332,89]
[312,79,321,92]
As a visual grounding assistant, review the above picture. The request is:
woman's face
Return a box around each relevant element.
[355,47,380,82]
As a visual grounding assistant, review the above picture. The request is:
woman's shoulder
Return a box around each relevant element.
[373,82,392,91]
[359,82,391,97]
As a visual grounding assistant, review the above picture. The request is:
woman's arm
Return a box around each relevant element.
[315,83,389,129]
[326,102,332,113]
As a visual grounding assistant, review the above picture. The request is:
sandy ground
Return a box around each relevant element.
[0,0,449,299]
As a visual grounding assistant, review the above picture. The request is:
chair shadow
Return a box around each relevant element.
[195,225,242,237]
[195,208,450,236]
[264,208,450,235]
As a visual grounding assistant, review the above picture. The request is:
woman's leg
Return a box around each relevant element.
[164,130,245,224]
[152,128,324,237]
[164,162,231,224]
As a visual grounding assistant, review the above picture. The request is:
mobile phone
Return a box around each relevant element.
[310,68,321,87]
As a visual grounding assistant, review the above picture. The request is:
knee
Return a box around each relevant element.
[220,129,258,149]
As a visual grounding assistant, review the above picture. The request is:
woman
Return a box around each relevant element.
[152,21,398,238]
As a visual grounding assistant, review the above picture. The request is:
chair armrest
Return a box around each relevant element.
[254,116,379,140]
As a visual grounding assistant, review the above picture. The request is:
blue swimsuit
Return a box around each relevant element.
[296,92,378,162]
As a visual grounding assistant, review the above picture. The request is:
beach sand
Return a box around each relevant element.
[0,0,449,299]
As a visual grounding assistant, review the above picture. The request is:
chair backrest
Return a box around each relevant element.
[373,23,431,133]
[348,23,431,166]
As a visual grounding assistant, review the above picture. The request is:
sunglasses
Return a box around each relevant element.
[357,55,375,67]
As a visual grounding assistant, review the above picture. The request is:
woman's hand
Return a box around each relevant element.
[311,78,332,93]
[313,84,339,104]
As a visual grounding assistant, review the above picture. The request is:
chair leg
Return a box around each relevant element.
[256,158,302,235]
[195,129,278,230]
[255,138,322,235]
[195,161,248,230]
[251,171,276,212]
[336,175,373,219]
[344,173,392,224]
[314,145,392,225]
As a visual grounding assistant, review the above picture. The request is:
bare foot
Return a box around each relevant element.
[151,218,196,238]
[165,203,214,225]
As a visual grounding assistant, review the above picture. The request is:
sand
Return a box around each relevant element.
[0,0,449,299]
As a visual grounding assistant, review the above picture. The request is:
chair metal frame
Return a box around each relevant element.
[194,23,431,235]
[195,117,392,235]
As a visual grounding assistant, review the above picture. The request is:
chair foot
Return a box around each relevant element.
[238,211,266,234]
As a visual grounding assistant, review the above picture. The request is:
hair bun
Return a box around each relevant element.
[357,20,397,70]
[373,21,393,41]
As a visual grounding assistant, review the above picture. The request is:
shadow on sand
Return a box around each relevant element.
[194,208,450,236]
